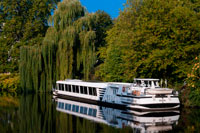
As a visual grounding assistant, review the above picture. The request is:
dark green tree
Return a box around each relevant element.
[96,0,200,84]
[0,0,60,73]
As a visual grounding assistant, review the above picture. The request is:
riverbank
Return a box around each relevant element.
[0,72,199,107]
[0,73,20,92]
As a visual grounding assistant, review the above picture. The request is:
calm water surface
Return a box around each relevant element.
[0,93,200,133]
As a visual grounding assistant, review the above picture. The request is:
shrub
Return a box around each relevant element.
[186,56,200,106]
[0,73,20,92]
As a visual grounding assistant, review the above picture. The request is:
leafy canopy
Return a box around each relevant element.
[96,0,200,84]
[0,0,60,73]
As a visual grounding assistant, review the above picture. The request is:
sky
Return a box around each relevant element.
[80,0,126,18]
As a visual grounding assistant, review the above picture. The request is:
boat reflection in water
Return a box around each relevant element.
[54,97,180,132]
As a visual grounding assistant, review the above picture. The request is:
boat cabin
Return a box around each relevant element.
[56,82,98,96]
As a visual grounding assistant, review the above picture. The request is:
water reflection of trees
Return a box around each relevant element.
[172,108,200,132]
[0,93,19,133]
[19,94,132,133]
[1,94,200,132]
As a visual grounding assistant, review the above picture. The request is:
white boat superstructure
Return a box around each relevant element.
[53,79,180,110]
[54,97,180,132]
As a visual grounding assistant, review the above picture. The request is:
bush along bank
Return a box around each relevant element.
[180,56,200,107]
[0,73,20,92]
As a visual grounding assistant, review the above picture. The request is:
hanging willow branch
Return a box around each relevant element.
[20,0,112,92]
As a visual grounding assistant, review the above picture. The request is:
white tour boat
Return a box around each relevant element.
[53,78,180,111]
[54,97,180,132]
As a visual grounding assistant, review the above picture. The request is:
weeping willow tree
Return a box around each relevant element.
[20,0,112,92]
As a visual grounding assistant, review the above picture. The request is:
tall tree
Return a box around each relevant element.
[0,0,60,73]
[96,0,200,84]
[19,0,112,92]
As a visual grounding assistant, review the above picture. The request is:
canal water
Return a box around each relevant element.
[0,93,199,133]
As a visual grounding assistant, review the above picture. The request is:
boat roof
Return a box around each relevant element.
[134,78,159,81]
[56,79,131,88]
[108,82,132,86]
[57,80,109,88]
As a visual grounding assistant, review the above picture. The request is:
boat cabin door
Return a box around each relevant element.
[110,87,118,103]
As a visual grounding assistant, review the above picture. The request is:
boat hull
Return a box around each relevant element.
[54,93,127,109]
[53,93,180,111]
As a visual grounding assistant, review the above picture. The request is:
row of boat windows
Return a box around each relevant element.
[57,84,97,96]
[58,102,97,117]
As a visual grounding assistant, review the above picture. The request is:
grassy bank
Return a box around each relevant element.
[0,73,20,92]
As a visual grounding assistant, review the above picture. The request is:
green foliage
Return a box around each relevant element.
[0,0,60,73]
[96,0,200,84]
[0,73,20,92]
[19,0,112,92]
[185,55,200,106]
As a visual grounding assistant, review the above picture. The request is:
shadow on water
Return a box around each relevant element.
[0,93,200,133]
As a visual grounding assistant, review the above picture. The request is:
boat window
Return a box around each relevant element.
[111,87,118,95]
[65,103,71,110]
[58,102,61,108]
[59,102,64,109]
[65,84,68,91]
[80,106,84,114]
[62,84,65,91]
[75,86,79,93]
[83,107,87,114]
[89,87,93,95]
[68,104,71,110]
[72,105,76,112]
[93,109,97,117]
[72,85,76,92]
[65,103,68,110]
[59,84,64,91]
[75,105,79,112]
[80,86,84,94]
[88,108,93,116]
[83,86,88,94]
[93,88,97,96]
[68,85,71,92]
[59,84,61,90]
